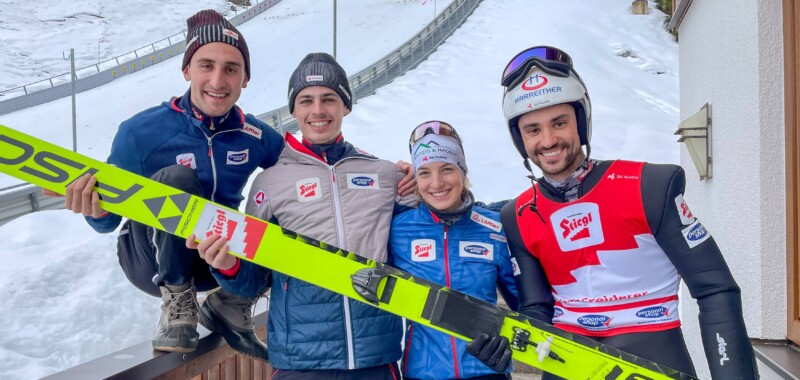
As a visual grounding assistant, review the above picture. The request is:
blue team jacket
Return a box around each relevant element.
[388,204,519,379]
[85,90,284,233]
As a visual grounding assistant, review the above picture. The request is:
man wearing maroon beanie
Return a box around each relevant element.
[55,9,282,360]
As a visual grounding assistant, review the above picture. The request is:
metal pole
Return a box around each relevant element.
[333,0,337,59]
[65,48,77,152]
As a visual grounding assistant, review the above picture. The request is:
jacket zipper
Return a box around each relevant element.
[206,137,217,201]
[325,152,355,369]
[204,129,239,203]
[443,226,461,378]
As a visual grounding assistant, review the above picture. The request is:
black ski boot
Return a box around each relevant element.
[152,283,199,352]
[199,287,267,361]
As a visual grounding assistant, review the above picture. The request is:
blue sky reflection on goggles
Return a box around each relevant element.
[408,120,462,153]
[501,46,574,88]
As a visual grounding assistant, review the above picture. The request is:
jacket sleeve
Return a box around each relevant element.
[255,118,285,169]
[495,236,520,311]
[211,171,274,298]
[500,201,554,323]
[393,164,419,208]
[85,123,143,233]
[642,164,758,379]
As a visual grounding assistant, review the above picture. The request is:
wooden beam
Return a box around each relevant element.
[784,0,800,345]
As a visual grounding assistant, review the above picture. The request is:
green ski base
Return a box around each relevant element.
[0,124,697,380]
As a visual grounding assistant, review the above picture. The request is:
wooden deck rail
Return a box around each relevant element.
[42,312,270,380]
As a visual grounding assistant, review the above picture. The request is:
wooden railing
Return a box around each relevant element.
[42,312,270,380]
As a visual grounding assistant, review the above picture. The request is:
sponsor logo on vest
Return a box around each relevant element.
[227,149,249,165]
[301,183,316,197]
[176,153,197,169]
[465,245,489,255]
[606,173,639,180]
[553,307,564,318]
[577,314,612,328]
[459,241,494,260]
[489,233,507,243]
[560,212,593,241]
[716,333,729,366]
[681,220,711,248]
[241,124,262,139]
[636,306,669,319]
[346,173,380,190]
[470,211,502,232]
[206,209,237,240]
[550,203,604,251]
[411,239,436,262]
[296,177,322,203]
[351,176,374,187]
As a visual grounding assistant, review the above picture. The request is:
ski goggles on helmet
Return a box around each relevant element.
[408,120,462,153]
[501,46,574,89]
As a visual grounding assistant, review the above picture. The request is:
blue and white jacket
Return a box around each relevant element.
[85,90,284,233]
[388,204,519,380]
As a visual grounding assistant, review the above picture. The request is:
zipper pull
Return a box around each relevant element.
[207,139,212,157]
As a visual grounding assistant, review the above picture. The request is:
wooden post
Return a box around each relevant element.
[632,0,649,15]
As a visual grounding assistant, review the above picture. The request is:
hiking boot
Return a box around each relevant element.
[198,287,268,361]
[152,283,199,353]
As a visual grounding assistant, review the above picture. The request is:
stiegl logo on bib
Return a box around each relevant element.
[550,203,604,251]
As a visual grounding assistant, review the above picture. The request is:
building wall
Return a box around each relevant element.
[676,0,785,378]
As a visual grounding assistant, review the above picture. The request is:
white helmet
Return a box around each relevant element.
[500,46,592,160]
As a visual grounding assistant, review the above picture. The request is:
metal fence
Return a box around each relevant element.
[256,0,481,133]
[0,0,283,116]
[0,0,484,226]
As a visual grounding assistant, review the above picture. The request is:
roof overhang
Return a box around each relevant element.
[667,0,694,32]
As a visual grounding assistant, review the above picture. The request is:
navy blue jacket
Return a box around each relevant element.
[388,204,519,379]
[86,90,284,233]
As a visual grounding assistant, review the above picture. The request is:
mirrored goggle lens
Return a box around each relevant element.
[501,46,573,87]
[408,120,461,152]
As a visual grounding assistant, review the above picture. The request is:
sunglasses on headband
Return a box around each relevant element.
[501,46,574,88]
[408,120,462,153]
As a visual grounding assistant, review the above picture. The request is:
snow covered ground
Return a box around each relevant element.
[0,0,680,378]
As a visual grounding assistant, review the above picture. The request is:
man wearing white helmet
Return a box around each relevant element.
[465,46,758,379]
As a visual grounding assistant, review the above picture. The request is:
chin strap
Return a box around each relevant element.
[516,159,546,223]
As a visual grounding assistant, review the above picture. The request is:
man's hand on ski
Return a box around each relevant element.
[188,233,238,271]
[43,173,107,218]
[466,332,512,373]
[396,160,416,196]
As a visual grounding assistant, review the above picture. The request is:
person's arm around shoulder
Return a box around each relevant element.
[393,161,418,211]
[643,163,758,379]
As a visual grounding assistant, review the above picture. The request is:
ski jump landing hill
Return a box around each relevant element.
[0,0,483,226]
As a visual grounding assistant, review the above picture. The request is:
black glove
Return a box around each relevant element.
[466,332,512,373]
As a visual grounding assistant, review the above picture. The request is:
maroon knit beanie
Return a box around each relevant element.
[182,9,251,79]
